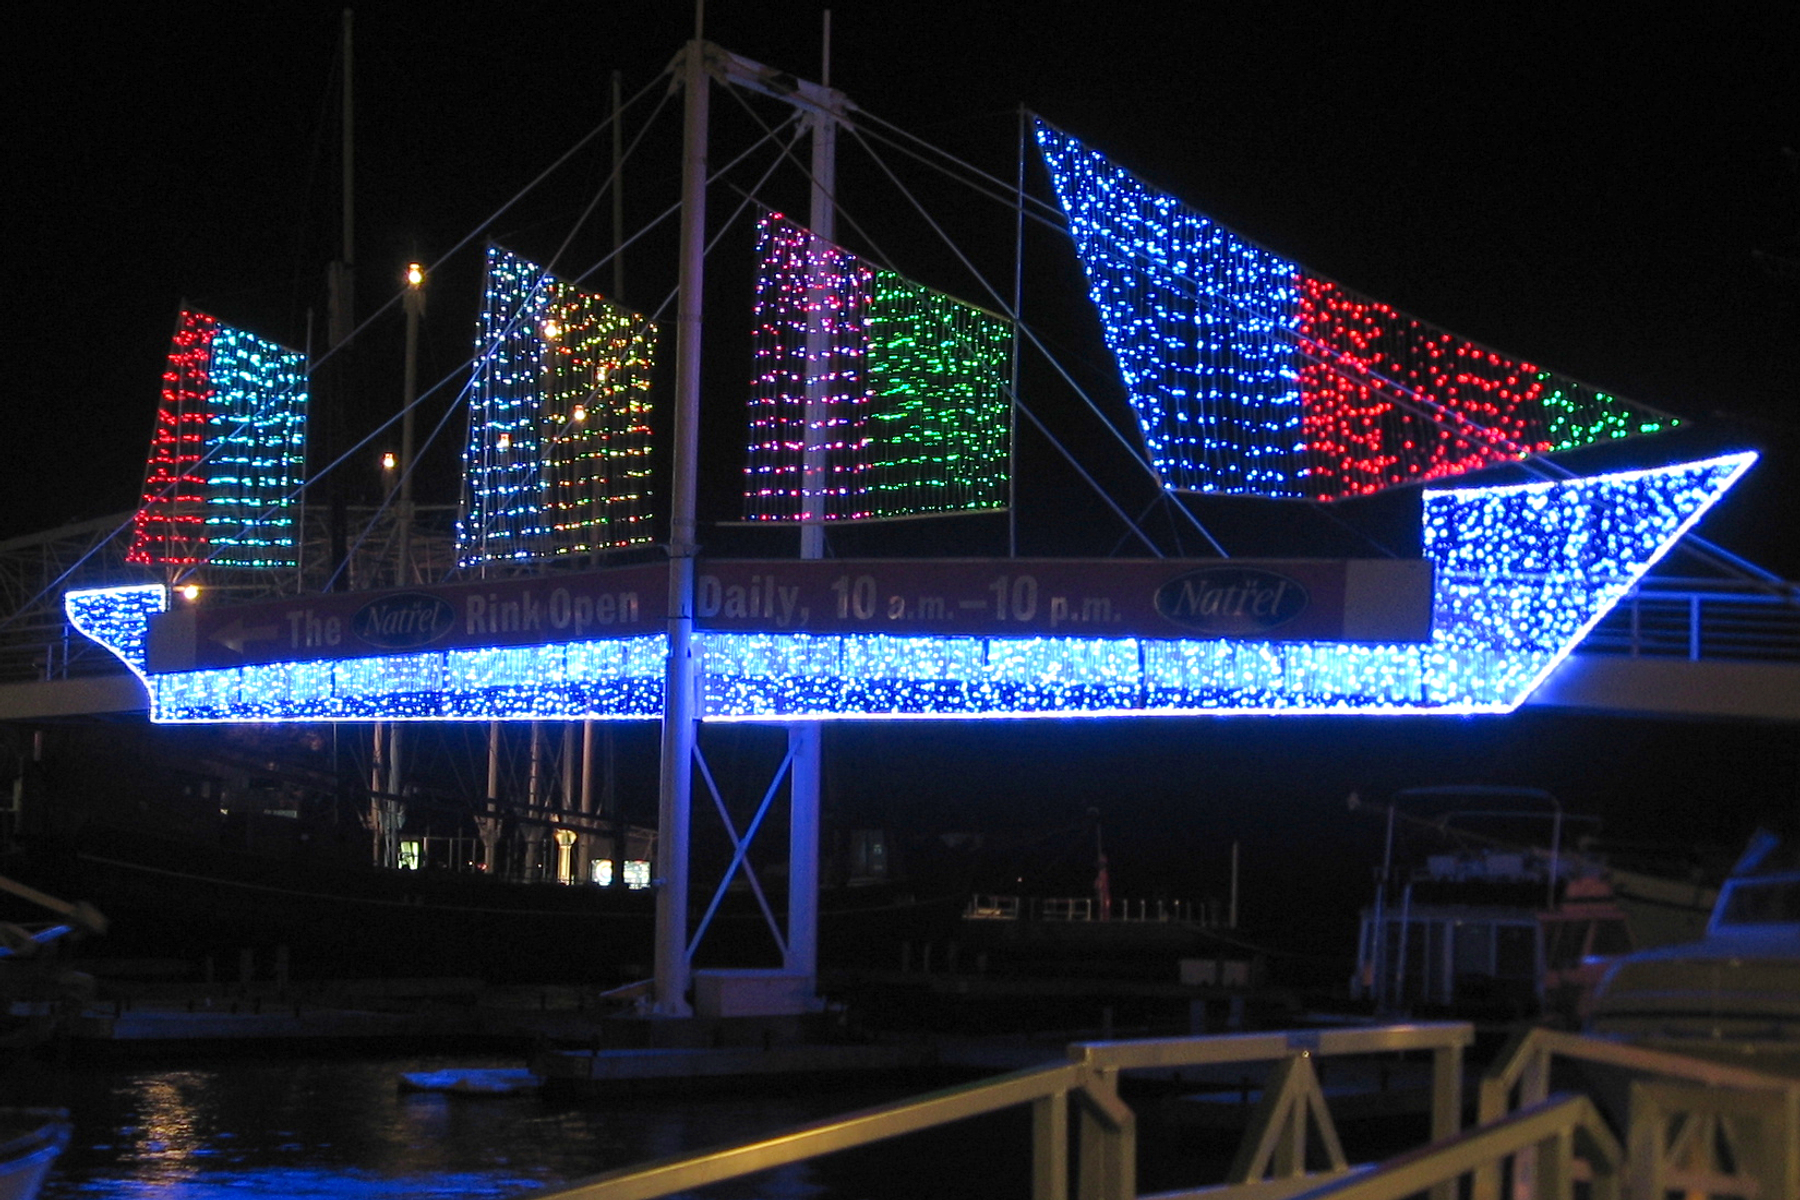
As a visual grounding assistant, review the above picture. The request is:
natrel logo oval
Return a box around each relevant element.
[1154,568,1308,636]
[351,592,456,650]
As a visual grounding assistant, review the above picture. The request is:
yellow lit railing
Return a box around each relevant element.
[531,1023,1471,1200]
[1476,1026,1799,1200]
[528,1021,1797,1200]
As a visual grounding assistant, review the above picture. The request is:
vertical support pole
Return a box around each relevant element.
[1229,839,1240,929]
[528,721,544,811]
[1077,1096,1107,1200]
[484,720,503,877]
[1512,1045,1551,1200]
[580,720,595,816]
[1075,1073,1134,1200]
[782,25,837,993]
[561,722,576,812]
[399,261,424,584]
[386,725,403,803]
[369,722,386,865]
[786,721,820,980]
[1536,1128,1571,1200]
[654,38,709,1017]
[1033,1090,1069,1200]
[1429,1040,1463,1200]
[1008,104,1026,559]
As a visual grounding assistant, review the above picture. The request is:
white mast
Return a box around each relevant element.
[652,37,710,1015]
[652,35,850,1016]
[785,11,836,987]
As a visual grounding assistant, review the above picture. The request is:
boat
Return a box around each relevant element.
[0,878,89,1200]
[1586,830,1800,1069]
[0,1110,70,1200]
[397,1067,541,1096]
[5,30,1765,1009]
[1346,787,1712,1023]
[4,717,958,985]
[1,872,104,1051]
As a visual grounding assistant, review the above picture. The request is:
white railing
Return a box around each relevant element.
[529,1023,1471,1200]
[965,894,1218,925]
[1476,1026,1800,1200]
[1585,579,1800,663]
[526,1020,1800,1200]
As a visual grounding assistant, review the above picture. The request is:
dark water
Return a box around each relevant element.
[11,1051,1428,1198]
[10,1054,1029,1199]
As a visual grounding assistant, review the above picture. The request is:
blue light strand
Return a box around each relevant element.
[459,247,656,567]
[1034,123,1306,497]
[64,585,166,693]
[461,248,553,562]
[203,323,308,567]
[1034,122,1675,500]
[67,453,1755,721]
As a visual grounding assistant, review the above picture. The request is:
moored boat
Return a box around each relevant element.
[0,1110,70,1200]
[1587,830,1800,1070]
[1347,787,1711,1023]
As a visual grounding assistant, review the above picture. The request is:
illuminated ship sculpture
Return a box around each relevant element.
[69,123,1754,722]
[49,37,1770,1017]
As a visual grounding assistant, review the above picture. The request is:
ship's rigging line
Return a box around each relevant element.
[712,77,1186,557]
[18,54,1777,622]
[858,106,1770,580]
[314,71,705,587]
[1027,119,1689,437]
[718,72,1220,558]
[449,119,810,571]
[258,63,690,584]
[1059,180,1786,581]
[861,108,1765,574]
[846,100,1228,555]
[843,119,1229,558]
[326,111,810,590]
[197,86,802,585]
[0,68,681,624]
[849,101,1068,228]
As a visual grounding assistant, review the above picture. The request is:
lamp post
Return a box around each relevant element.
[398,261,425,585]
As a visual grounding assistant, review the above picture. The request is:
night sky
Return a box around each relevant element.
[10,5,1797,948]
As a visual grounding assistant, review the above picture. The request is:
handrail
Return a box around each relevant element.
[1070,1022,1471,1074]
[1076,1023,1469,1200]
[529,1023,1474,1200]
[532,1060,1094,1200]
[1475,1026,1800,1200]
[1481,1026,1797,1108]
[1585,583,1800,663]
[1281,1094,1620,1200]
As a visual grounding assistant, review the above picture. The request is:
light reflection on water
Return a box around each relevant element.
[23,1055,933,1199]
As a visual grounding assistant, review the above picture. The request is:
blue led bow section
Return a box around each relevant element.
[66,453,1754,722]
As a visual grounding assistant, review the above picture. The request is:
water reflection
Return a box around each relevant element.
[28,1055,926,1199]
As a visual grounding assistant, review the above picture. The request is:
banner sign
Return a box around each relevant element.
[149,564,668,673]
[692,558,1431,642]
[146,557,1431,673]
